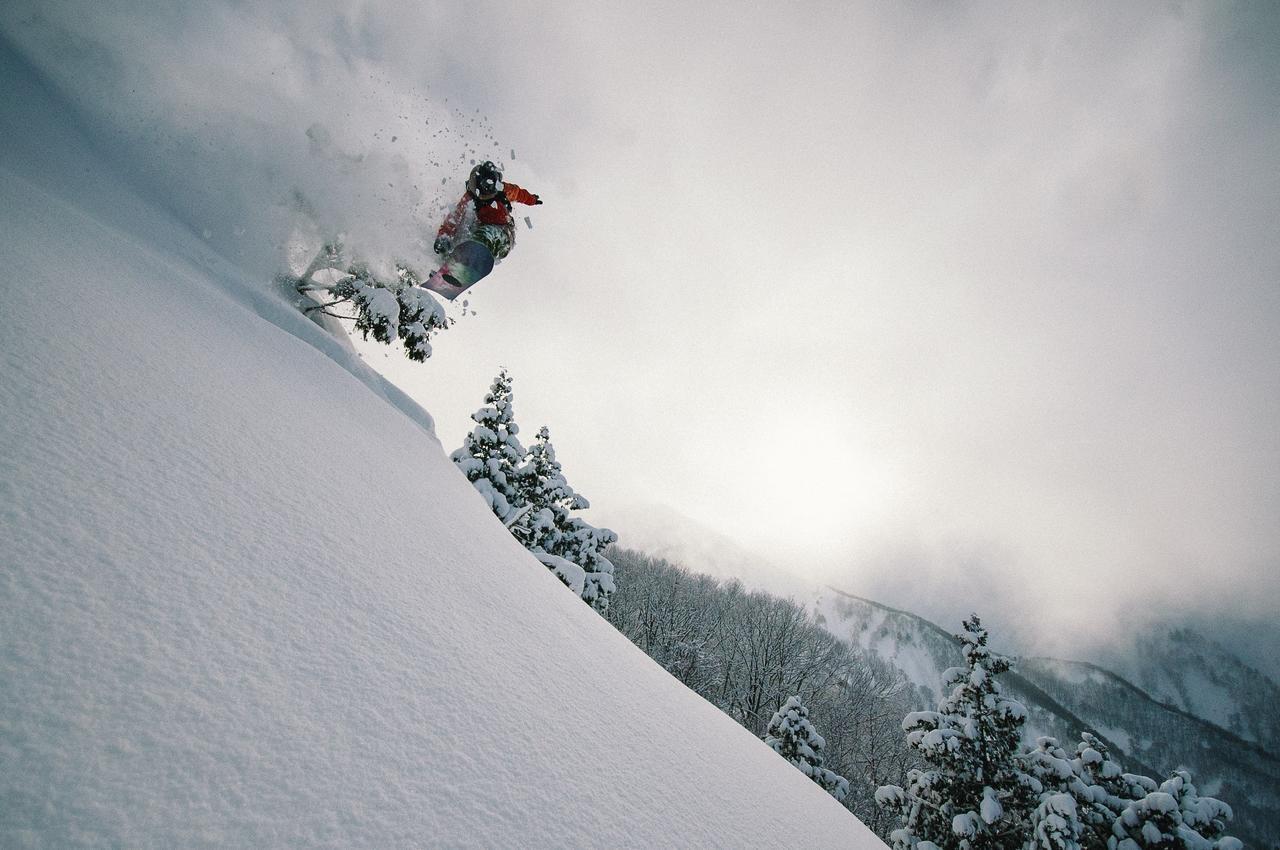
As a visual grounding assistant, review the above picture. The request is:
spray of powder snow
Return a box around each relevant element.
[0,1,510,280]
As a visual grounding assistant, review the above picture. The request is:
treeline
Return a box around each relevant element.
[604,554,1247,848]
[605,547,913,833]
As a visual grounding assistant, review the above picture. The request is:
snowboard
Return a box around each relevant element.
[421,239,495,300]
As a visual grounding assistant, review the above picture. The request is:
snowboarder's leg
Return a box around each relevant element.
[470,224,514,261]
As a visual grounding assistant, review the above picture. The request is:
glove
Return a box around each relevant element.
[530,194,543,205]
[433,235,452,255]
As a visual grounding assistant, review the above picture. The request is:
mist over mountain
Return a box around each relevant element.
[594,500,809,599]
[1088,622,1280,746]
[814,588,1280,848]
[1175,611,1280,684]
[809,536,1280,689]
[621,508,1280,691]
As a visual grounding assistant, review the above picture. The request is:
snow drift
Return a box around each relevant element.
[0,42,881,847]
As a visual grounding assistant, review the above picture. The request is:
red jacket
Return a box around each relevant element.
[437,183,539,238]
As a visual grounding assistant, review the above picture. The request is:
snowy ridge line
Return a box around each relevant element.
[5,151,440,445]
[829,582,1280,843]
[823,587,962,645]
[1022,656,1280,763]
[170,245,442,439]
[829,586,1280,764]
[997,667,1161,780]
[822,586,1157,777]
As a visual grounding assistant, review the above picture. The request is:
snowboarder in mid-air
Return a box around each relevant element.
[423,160,542,299]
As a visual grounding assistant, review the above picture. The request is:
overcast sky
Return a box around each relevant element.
[5,1,1277,662]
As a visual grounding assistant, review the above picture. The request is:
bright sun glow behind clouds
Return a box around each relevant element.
[678,409,903,560]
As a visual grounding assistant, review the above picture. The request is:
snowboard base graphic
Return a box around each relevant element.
[421,240,495,300]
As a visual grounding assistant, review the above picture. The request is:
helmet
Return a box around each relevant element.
[467,161,503,200]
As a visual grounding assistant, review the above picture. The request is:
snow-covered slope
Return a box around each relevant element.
[0,49,880,848]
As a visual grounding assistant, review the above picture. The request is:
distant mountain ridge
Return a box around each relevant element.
[815,587,1280,848]
[1091,624,1280,748]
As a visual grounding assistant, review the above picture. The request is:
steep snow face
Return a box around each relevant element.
[0,54,880,848]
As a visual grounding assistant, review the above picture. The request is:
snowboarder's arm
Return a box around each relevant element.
[437,194,471,238]
[503,183,543,206]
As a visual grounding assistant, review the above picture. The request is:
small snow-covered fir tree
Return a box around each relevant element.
[1031,793,1082,850]
[513,426,586,552]
[1020,737,1087,850]
[511,426,617,611]
[876,615,1034,850]
[764,695,850,802]
[450,370,525,524]
[288,242,451,361]
[1115,791,1181,850]
[1070,733,1132,850]
[1111,770,1240,850]
[450,389,618,610]
[1161,771,1236,850]
[1027,735,1244,850]
[553,517,617,612]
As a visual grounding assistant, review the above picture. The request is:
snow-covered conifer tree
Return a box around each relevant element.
[554,517,617,612]
[1111,770,1240,850]
[1035,736,1244,850]
[513,426,585,551]
[1069,733,1132,850]
[450,396,617,610]
[512,425,616,611]
[1161,771,1236,850]
[876,615,1034,850]
[1020,737,1086,850]
[450,370,526,524]
[290,243,451,361]
[764,695,850,802]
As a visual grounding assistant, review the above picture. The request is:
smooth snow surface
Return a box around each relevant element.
[0,50,880,848]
